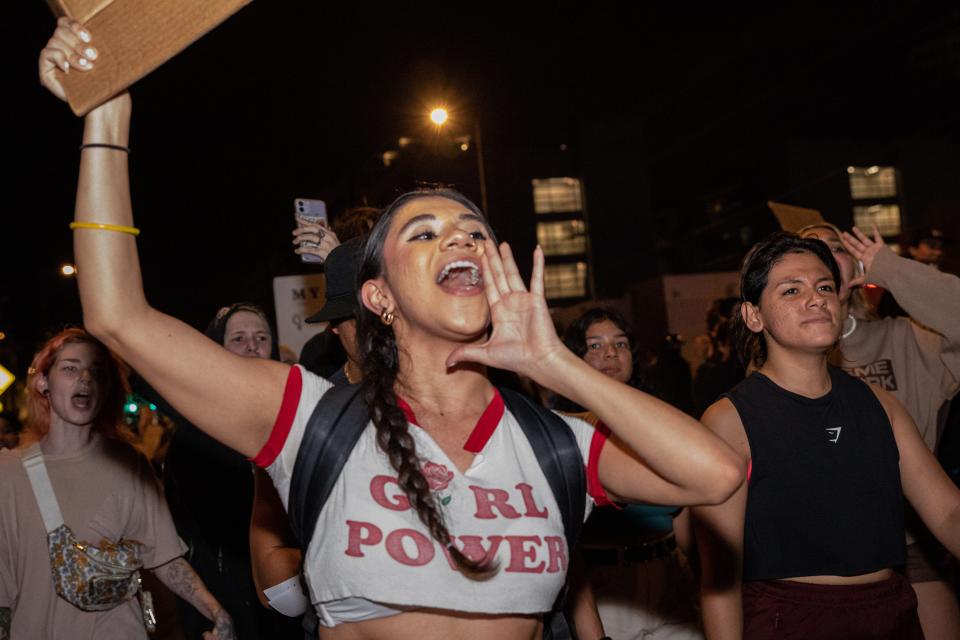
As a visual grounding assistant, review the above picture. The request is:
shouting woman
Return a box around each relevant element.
[39,19,742,640]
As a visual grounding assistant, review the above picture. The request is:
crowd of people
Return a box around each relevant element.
[2,18,960,640]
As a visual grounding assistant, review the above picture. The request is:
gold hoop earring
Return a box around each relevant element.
[380,309,395,326]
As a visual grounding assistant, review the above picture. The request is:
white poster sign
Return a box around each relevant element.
[272,274,329,361]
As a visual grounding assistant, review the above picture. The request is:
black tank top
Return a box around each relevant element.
[725,366,905,581]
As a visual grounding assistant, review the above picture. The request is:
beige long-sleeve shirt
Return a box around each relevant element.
[838,246,960,453]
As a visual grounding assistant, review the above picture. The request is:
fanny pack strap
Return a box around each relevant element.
[21,443,66,533]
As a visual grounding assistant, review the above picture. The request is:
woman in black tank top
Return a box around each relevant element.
[692,232,960,640]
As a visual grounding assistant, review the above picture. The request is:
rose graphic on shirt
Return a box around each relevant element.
[422,460,454,505]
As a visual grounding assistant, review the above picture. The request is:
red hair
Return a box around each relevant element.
[25,328,130,441]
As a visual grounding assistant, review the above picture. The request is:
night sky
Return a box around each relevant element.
[5,2,960,372]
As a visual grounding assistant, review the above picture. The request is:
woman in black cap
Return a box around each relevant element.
[250,238,366,635]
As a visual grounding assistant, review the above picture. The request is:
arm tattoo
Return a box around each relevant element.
[152,558,231,635]
[0,607,10,640]
[153,558,198,599]
[213,609,236,640]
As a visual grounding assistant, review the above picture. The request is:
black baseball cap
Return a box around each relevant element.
[305,236,364,324]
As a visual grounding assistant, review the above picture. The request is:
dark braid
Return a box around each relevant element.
[355,188,498,578]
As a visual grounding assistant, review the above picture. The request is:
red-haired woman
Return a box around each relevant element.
[0,328,234,639]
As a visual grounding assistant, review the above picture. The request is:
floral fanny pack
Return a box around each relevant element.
[21,445,156,627]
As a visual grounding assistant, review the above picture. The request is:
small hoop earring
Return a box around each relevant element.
[380,309,395,326]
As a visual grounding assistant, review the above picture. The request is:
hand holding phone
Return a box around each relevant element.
[294,198,329,264]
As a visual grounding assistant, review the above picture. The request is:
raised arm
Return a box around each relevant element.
[843,227,960,389]
[691,399,750,640]
[874,386,960,558]
[450,242,745,507]
[40,21,286,457]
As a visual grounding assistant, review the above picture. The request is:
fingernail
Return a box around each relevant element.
[79,30,91,43]
[84,47,98,60]
[77,57,90,68]
[62,60,70,72]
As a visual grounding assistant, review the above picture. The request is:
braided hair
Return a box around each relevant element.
[355,188,497,578]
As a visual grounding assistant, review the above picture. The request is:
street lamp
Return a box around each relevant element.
[428,105,488,215]
[430,107,448,126]
[61,263,76,276]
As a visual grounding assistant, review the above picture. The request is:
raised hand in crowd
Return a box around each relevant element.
[39,17,96,100]
[840,224,885,282]
[292,221,340,262]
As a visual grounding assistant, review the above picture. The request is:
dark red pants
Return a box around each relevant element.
[743,573,924,639]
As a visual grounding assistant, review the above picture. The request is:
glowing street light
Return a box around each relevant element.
[430,107,449,126]
[61,264,76,276]
[426,105,488,214]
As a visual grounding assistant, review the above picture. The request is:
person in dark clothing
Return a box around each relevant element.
[693,232,960,640]
[557,308,703,640]
[160,303,300,639]
[294,209,382,382]
[647,334,694,416]
[249,238,367,638]
[692,297,744,417]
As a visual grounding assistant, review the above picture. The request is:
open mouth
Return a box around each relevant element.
[71,390,93,410]
[436,259,483,294]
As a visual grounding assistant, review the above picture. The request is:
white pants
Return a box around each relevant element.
[589,550,703,640]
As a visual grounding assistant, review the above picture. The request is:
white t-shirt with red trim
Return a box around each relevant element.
[254,366,609,622]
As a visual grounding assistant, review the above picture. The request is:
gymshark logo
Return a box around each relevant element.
[825,427,842,443]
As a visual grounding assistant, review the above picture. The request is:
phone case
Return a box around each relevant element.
[295,199,328,264]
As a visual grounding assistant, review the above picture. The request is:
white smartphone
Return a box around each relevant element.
[294,198,328,264]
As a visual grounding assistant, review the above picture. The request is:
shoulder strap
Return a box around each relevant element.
[21,443,65,533]
[288,383,369,550]
[498,388,586,551]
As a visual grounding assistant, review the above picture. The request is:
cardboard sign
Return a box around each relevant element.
[768,201,825,233]
[272,274,329,362]
[45,0,252,115]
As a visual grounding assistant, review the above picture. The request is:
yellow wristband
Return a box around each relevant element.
[70,221,141,237]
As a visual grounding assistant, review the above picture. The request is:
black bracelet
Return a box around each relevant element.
[79,143,130,153]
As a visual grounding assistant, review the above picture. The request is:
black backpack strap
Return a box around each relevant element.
[288,382,369,550]
[499,388,588,640]
[498,387,587,553]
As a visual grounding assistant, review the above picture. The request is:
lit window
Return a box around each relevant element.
[853,204,901,237]
[847,166,897,199]
[544,262,588,300]
[532,177,584,214]
[537,220,588,256]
